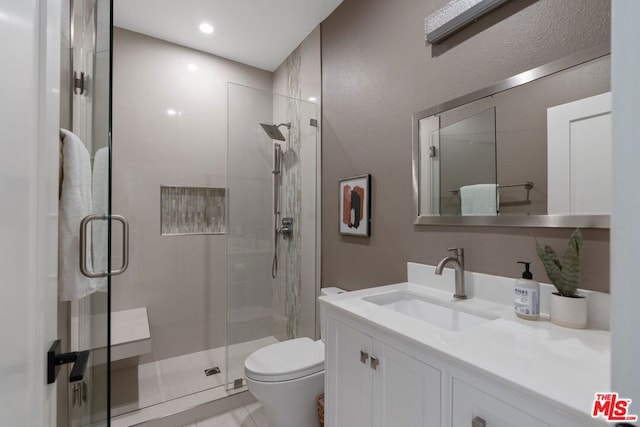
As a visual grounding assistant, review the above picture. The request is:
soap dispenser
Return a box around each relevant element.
[514,261,540,320]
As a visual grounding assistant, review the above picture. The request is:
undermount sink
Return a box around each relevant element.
[363,290,497,332]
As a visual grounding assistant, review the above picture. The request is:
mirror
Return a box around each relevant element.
[412,44,611,228]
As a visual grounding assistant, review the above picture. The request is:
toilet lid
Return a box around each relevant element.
[245,337,324,382]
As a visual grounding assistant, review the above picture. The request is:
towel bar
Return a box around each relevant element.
[448,181,534,195]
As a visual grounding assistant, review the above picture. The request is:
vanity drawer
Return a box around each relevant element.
[452,378,550,427]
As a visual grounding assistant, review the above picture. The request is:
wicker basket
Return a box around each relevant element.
[317,394,325,427]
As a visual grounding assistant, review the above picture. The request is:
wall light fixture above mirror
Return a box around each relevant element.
[412,43,610,228]
[425,0,511,44]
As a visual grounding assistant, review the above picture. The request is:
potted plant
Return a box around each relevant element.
[535,229,587,329]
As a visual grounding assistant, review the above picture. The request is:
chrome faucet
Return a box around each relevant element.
[435,248,467,300]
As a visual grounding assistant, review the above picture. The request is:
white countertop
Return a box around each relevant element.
[320,263,610,422]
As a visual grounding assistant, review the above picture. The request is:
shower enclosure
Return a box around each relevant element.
[226,84,318,389]
[59,1,321,424]
[108,27,318,416]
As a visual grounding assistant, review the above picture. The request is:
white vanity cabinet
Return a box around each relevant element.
[325,316,442,427]
[324,310,602,427]
[321,267,609,427]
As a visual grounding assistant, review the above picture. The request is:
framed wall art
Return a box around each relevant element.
[339,174,371,236]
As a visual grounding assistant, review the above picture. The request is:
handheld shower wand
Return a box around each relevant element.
[259,122,291,278]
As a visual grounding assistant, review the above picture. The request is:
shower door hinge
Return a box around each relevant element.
[72,381,88,407]
[73,71,86,95]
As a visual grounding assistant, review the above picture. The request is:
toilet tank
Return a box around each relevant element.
[319,287,346,341]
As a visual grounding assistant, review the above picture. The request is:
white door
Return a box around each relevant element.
[372,341,441,427]
[1,1,114,425]
[325,317,374,427]
[547,92,612,215]
[611,0,640,410]
[0,0,61,426]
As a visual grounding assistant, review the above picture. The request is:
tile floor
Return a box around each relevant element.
[112,337,277,416]
[187,402,267,427]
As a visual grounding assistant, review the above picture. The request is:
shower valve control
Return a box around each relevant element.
[278,217,294,237]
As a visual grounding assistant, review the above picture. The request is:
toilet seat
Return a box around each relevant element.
[245,337,324,382]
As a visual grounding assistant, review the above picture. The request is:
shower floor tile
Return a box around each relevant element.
[112,336,278,416]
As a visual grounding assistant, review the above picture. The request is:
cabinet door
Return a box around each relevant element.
[452,378,549,427]
[325,317,373,427]
[372,341,441,427]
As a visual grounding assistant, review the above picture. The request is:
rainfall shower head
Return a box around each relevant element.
[260,122,291,141]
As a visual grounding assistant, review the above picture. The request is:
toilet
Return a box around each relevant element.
[244,287,345,427]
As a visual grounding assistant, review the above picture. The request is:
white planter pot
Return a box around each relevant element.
[549,293,588,329]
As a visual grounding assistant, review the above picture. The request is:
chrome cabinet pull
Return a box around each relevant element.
[360,350,369,364]
[79,214,129,278]
[472,416,486,427]
[370,356,379,370]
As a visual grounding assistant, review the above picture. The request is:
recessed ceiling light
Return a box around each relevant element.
[199,22,214,34]
[308,97,317,102]
[167,109,177,116]
[187,63,198,72]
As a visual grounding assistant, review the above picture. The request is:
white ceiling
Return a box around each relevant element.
[113,0,343,71]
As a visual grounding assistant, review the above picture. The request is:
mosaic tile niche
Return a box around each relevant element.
[160,186,226,235]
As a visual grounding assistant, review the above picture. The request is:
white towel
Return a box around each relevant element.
[59,129,93,301]
[90,146,109,293]
[460,184,498,216]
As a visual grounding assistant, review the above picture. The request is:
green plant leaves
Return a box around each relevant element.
[535,229,582,297]
[536,242,562,285]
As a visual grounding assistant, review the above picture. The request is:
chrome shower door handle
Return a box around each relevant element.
[110,215,129,276]
[79,214,130,278]
[79,214,108,278]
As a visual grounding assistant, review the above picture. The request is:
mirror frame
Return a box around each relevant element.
[412,43,610,228]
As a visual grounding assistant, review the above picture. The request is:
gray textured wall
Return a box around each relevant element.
[321,0,611,292]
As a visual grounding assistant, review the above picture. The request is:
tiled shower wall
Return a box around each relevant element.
[112,25,321,365]
[272,27,321,340]
[272,27,322,340]
[111,28,273,363]
[283,47,302,338]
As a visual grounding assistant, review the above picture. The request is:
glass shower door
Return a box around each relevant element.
[66,0,113,425]
[226,84,318,388]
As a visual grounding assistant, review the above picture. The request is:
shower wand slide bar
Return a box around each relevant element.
[79,214,130,278]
